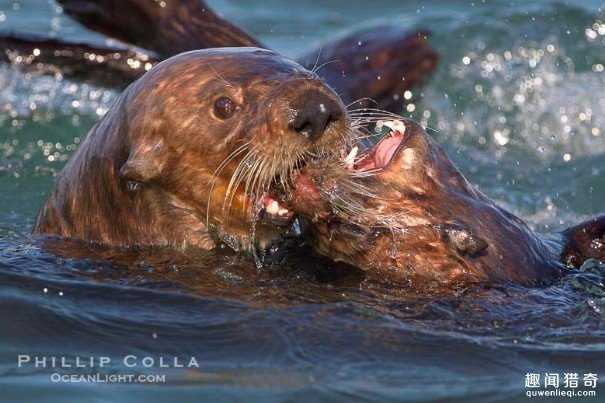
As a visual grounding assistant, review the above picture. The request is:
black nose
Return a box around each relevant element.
[289,92,343,140]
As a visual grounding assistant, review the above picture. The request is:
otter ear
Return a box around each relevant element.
[119,139,168,183]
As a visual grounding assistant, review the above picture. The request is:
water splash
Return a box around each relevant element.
[0,66,117,177]
[390,4,605,229]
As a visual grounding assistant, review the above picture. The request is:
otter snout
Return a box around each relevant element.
[289,90,343,140]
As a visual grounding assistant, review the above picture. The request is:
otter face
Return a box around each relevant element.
[287,119,555,288]
[289,120,479,228]
[117,48,349,249]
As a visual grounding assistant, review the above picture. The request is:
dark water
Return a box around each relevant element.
[1,1,605,402]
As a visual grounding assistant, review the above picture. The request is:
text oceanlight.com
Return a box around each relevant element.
[50,373,166,384]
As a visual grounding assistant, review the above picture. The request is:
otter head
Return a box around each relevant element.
[288,119,482,230]
[117,48,348,250]
[287,118,558,288]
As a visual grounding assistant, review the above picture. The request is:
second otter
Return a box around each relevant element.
[287,119,605,289]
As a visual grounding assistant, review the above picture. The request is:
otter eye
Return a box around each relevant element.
[214,96,238,120]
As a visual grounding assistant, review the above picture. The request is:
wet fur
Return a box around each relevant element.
[34,48,347,251]
[287,119,605,289]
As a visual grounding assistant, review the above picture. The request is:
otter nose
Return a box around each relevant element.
[289,92,343,140]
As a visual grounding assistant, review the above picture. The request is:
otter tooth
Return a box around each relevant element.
[266,200,280,215]
[344,146,359,169]
[383,119,406,135]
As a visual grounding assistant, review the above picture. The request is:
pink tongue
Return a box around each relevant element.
[373,133,404,168]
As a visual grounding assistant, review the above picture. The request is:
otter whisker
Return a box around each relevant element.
[312,58,340,74]
[310,47,323,74]
[340,180,378,199]
[348,116,403,126]
[246,157,266,207]
[224,149,253,203]
[347,107,404,118]
[210,142,251,188]
[347,109,401,117]
[346,97,379,109]
[424,125,442,136]
[348,168,382,178]
[278,150,291,192]
[206,141,251,225]
[224,147,260,219]
[239,150,264,205]
[249,151,273,209]
[348,116,393,123]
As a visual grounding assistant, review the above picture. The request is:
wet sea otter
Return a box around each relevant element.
[34,48,348,251]
[286,118,605,289]
[27,46,604,290]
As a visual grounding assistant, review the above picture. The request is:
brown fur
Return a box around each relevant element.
[288,120,565,289]
[300,28,438,112]
[34,48,347,251]
[57,0,262,57]
[561,215,605,268]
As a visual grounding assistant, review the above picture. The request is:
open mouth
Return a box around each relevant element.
[344,119,408,172]
[257,119,409,224]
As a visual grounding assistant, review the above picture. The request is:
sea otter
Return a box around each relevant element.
[33,48,350,251]
[286,118,605,289]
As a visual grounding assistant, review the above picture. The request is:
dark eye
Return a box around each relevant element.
[214,96,238,120]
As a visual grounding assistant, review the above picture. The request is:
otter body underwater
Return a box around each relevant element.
[287,119,605,290]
